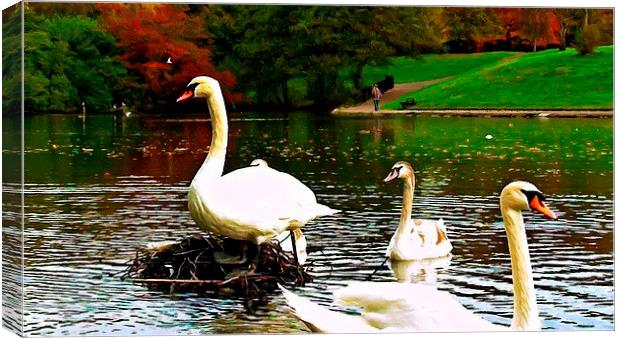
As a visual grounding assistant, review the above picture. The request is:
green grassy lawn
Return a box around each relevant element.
[383,46,613,110]
[363,52,516,85]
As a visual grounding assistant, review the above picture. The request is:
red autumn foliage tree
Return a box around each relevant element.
[96,3,241,103]
[493,8,560,48]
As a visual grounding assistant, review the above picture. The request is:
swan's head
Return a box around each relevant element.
[249,159,268,167]
[500,181,557,220]
[176,76,221,102]
[384,161,414,182]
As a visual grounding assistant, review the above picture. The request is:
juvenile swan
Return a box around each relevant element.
[280,181,557,332]
[177,76,338,255]
[383,161,452,260]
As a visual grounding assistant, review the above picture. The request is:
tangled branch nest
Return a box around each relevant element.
[120,234,312,311]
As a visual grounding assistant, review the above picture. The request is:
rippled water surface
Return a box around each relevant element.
[9,113,613,334]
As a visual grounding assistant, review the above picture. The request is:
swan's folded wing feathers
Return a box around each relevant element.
[334,282,438,307]
[334,282,498,332]
[312,203,341,217]
[211,166,319,222]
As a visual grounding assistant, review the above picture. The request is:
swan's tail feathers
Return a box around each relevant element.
[313,203,341,217]
[278,284,376,333]
[278,284,335,333]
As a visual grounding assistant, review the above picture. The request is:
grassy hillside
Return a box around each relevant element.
[362,52,515,86]
[283,52,519,106]
[383,46,613,110]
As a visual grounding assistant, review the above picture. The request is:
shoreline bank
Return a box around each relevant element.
[331,108,613,118]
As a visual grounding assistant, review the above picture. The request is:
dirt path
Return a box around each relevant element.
[331,70,612,117]
[333,77,450,114]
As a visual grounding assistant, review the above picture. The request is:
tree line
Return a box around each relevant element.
[2,4,613,114]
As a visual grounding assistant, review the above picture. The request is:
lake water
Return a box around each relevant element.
[7,112,613,334]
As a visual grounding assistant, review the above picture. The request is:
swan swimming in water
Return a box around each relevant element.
[177,76,338,263]
[383,161,452,260]
[280,181,557,332]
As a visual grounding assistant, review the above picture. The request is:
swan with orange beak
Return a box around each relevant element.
[176,76,338,265]
[279,181,559,332]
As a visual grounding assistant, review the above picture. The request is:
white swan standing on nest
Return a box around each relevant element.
[176,76,338,263]
[383,161,452,260]
[280,181,557,332]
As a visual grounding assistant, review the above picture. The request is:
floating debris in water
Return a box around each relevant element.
[120,233,312,312]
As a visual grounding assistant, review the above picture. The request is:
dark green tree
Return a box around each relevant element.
[230,6,300,108]
[20,10,127,113]
[291,6,443,107]
[2,5,22,114]
[205,5,443,109]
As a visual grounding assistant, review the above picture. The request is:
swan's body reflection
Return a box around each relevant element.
[389,255,452,283]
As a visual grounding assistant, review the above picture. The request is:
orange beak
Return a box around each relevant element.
[176,89,194,103]
[529,195,557,220]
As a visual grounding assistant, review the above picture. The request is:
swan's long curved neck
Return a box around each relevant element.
[500,205,540,330]
[395,176,415,237]
[194,92,228,184]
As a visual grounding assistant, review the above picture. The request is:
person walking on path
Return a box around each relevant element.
[371,84,382,113]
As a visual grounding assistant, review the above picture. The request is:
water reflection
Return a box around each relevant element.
[11,112,613,334]
[389,255,453,283]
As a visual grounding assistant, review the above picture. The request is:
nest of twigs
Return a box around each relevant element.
[120,233,312,311]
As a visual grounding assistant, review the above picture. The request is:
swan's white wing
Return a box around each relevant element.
[278,284,378,333]
[414,219,448,245]
[387,218,453,260]
[205,166,336,226]
[334,282,502,332]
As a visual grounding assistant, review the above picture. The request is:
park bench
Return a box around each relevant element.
[400,98,416,109]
